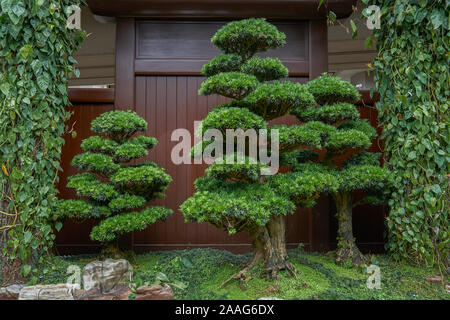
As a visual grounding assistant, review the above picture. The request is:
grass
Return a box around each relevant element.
[36,248,449,300]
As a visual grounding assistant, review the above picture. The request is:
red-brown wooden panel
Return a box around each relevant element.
[135,21,309,76]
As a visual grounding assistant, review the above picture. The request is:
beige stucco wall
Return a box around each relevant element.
[70,2,376,89]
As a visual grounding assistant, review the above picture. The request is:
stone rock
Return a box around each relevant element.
[82,258,133,292]
[258,297,283,300]
[426,275,443,284]
[134,284,174,300]
[77,284,131,300]
[0,284,25,300]
[19,284,75,300]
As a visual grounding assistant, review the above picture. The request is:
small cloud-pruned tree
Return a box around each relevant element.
[291,73,390,266]
[56,110,172,255]
[181,19,338,286]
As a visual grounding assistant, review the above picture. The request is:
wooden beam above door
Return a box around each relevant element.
[86,0,356,19]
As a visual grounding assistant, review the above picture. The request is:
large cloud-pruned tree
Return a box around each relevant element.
[180,19,337,286]
[290,74,390,266]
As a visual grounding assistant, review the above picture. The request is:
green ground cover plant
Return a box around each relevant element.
[37,248,449,300]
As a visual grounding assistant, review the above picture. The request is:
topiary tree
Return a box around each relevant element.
[291,73,390,266]
[180,19,338,286]
[56,110,173,255]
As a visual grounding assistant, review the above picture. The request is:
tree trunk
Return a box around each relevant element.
[333,191,365,266]
[101,239,122,259]
[220,215,296,288]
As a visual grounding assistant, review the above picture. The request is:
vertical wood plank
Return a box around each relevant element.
[115,18,135,109]
[308,19,328,80]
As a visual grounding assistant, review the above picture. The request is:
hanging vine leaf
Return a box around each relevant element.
[0,0,86,282]
[362,0,449,271]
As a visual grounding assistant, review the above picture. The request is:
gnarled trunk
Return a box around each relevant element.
[101,239,122,259]
[220,215,296,288]
[333,191,365,266]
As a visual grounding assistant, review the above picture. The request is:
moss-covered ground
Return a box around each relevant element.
[37,248,448,300]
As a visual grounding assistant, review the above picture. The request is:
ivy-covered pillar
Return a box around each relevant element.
[0,0,85,283]
[363,0,448,270]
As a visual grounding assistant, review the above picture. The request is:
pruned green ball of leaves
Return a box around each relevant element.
[56,199,111,220]
[306,73,361,105]
[67,173,118,201]
[337,119,377,140]
[268,170,338,206]
[205,154,269,182]
[273,121,336,151]
[111,165,172,199]
[212,18,286,58]
[108,193,147,213]
[201,54,243,77]
[180,181,295,233]
[90,206,173,242]
[273,124,323,151]
[198,72,259,99]
[131,136,158,149]
[292,102,360,124]
[241,57,288,82]
[338,165,390,192]
[325,129,372,151]
[200,107,266,135]
[71,152,120,175]
[90,110,147,140]
[243,81,316,120]
[114,141,148,162]
[81,136,118,154]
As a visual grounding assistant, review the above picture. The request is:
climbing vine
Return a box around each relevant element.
[0,0,85,283]
[361,0,449,272]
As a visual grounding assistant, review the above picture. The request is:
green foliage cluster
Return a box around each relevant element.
[182,180,296,233]
[90,206,171,242]
[0,0,85,281]
[200,107,266,135]
[241,57,288,82]
[244,81,315,120]
[362,0,449,269]
[211,18,286,58]
[201,54,243,77]
[205,154,269,182]
[56,111,172,245]
[182,19,335,245]
[288,73,390,265]
[304,72,361,105]
[268,170,339,207]
[90,109,147,140]
[199,72,259,99]
[293,102,360,123]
